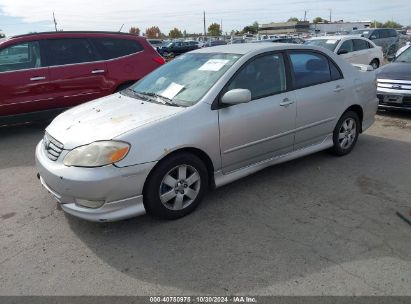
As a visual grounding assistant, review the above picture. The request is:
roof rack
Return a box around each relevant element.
[11,31,141,39]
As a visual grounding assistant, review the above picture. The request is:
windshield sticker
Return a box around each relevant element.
[161,82,184,99]
[326,40,338,44]
[199,59,230,71]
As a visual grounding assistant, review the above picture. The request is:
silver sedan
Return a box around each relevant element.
[35,43,378,222]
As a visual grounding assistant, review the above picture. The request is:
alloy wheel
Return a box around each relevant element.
[159,165,201,210]
[338,118,357,150]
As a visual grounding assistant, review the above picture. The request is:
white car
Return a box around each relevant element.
[306,36,384,69]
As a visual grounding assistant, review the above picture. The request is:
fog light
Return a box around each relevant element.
[75,199,105,209]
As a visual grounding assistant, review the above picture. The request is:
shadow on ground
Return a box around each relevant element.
[64,134,411,293]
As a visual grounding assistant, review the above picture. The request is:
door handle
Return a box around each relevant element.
[91,69,105,74]
[30,76,46,81]
[334,85,344,92]
[279,98,294,107]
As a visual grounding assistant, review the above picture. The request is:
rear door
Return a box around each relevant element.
[0,40,53,116]
[352,39,371,65]
[288,50,348,149]
[43,38,111,109]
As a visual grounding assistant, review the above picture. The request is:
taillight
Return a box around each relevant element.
[152,56,165,65]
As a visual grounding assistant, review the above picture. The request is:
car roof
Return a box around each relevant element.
[308,35,367,41]
[191,43,324,55]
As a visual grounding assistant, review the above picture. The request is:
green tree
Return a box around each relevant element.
[208,23,221,36]
[145,26,161,39]
[169,27,183,38]
[313,17,324,24]
[242,21,259,34]
[370,20,383,28]
[129,26,140,36]
[287,17,300,22]
[383,21,402,29]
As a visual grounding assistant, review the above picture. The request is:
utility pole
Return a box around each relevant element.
[329,9,332,23]
[53,12,58,31]
[203,11,206,38]
[220,19,222,37]
[304,10,307,22]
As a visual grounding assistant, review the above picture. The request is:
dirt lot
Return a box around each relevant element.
[0,111,410,296]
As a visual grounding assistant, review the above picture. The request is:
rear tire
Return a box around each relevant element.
[330,111,360,156]
[144,153,208,220]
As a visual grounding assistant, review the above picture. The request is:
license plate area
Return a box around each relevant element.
[383,95,403,104]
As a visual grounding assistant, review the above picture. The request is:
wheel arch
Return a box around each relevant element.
[342,104,364,132]
[142,147,216,201]
[114,80,138,93]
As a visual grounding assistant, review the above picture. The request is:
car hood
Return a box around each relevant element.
[377,62,411,81]
[46,93,185,150]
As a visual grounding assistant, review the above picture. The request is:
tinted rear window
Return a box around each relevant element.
[91,38,144,60]
[353,39,369,51]
[44,38,95,66]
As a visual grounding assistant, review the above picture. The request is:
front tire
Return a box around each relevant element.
[330,111,360,156]
[144,153,208,219]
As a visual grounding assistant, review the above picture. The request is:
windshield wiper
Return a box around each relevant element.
[136,91,180,107]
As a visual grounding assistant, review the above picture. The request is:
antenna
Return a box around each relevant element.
[53,12,58,31]
[119,24,124,32]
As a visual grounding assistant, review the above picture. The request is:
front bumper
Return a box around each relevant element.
[35,141,157,222]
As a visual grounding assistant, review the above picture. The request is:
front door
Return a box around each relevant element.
[0,41,53,116]
[42,38,110,109]
[218,52,296,173]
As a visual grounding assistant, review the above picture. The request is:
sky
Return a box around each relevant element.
[0,0,410,36]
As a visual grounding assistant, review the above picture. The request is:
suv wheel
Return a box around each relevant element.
[330,111,360,156]
[144,153,208,219]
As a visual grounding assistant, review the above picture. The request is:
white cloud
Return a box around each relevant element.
[0,0,410,35]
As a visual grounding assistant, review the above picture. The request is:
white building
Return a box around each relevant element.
[310,21,372,35]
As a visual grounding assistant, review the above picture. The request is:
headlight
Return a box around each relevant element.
[63,141,130,167]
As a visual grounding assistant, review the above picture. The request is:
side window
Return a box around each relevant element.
[289,52,331,88]
[0,41,42,72]
[379,30,389,39]
[389,29,398,37]
[90,38,144,60]
[353,39,369,51]
[226,53,287,100]
[329,60,343,81]
[45,39,95,66]
[340,40,354,52]
[370,30,380,39]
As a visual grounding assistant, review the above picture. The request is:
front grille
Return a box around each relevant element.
[377,79,411,91]
[43,133,64,161]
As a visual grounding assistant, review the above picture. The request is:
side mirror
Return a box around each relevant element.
[387,56,395,62]
[370,35,377,40]
[337,49,349,55]
[221,89,251,105]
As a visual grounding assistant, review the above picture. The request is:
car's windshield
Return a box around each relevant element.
[305,39,340,51]
[130,53,241,107]
[395,47,411,63]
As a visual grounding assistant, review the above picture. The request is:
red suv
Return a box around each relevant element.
[0,31,165,125]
